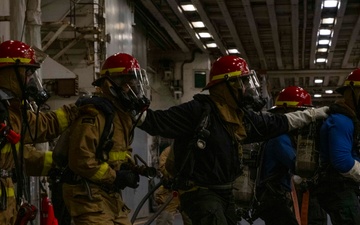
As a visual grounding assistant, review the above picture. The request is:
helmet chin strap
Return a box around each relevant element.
[13,60,27,100]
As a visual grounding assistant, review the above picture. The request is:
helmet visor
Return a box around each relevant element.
[236,71,261,98]
[230,71,266,111]
[111,68,149,99]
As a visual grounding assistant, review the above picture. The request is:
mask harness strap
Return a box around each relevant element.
[11,60,34,210]
[13,60,28,101]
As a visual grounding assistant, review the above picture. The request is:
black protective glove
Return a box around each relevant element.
[114,170,140,190]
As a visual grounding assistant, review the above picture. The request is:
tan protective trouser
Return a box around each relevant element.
[63,183,131,225]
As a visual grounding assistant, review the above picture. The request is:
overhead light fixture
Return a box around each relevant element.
[325,90,333,94]
[228,49,240,54]
[323,0,339,8]
[318,39,330,45]
[316,58,327,63]
[321,18,335,24]
[319,29,332,35]
[314,79,323,84]
[317,48,328,52]
[206,43,217,48]
[191,21,205,28]
[314,94,322,98]
[198,32,212,38]
[181,4,197,12]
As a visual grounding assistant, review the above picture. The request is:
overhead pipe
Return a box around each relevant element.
[180,49,203,82]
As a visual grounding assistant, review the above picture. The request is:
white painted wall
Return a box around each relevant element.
[180,53,211,102]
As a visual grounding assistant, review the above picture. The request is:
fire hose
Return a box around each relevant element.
[131,179,163,224]
[143,190,178,225]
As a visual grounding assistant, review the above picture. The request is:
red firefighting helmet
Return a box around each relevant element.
[335,68,360,95]
[93,52,147,87]
[0,40,39,69]
[100,53,140,76]
[204,55,250,89]
[270,86,312,111]
[92,53,150,111]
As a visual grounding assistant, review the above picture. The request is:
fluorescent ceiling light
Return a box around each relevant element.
[206,43,217,48]
[228,49,239,54]
[322,18,335,24]
[198,32,211,38]
[314,94,322,98]
[325,90,333,94]
[181,4,197,11]
[314,79,323,84]
[319,29,332,35]
[316,58,327,63]
[191,21,205,28]
[323,0,338,8]
[317,48,328,52]
[318,39,330,45]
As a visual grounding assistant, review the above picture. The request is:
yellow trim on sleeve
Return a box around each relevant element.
[109,151,128,161]
[42,151,53,176]
[1,143,20,154]
[0,187,15,197]
[55,108,69,132]
[90,162,109,181]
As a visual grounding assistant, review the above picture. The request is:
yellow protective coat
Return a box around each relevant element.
[155,146,192,225]
[0,98,77,225]
[62,99,134,225]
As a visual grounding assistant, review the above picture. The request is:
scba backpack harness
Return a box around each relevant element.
[0,89,38,225]
[49,96,115,225]
[51,95,115,179]
[167,94,213,190]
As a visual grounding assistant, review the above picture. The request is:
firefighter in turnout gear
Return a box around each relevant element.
[0,40,78,225]
[254,86,327,225]
[61,53,150,225]
[314,68,360,225]
[136,55,329,225]
[155,145,192,225]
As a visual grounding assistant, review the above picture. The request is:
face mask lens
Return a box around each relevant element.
[240,74,260,98]
[25,70,49,105]
[26,68,36,77]
[140,69,150,88]
[113,75,140,95]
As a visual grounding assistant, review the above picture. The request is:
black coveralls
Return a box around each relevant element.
[139,94,289,225]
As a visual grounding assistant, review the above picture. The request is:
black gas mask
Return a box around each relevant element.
[226,72,267,112]
[95,73,150,113]
[14,65,50,107]
[24,69,50,106]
